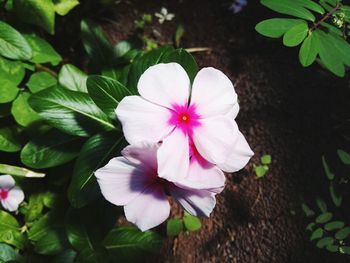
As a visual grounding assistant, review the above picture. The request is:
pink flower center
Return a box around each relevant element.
[168,104,201,136]
[0,189,9,200]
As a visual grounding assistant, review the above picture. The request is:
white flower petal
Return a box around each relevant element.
[1,186,24,212]
[191,67,238,118]
[157,129,190,182]
[0,175,15,189]
[170,187,216,217]
[95,157,148,206]
[138,63,190,109]
[217,131,254,172]
[124,185,170,231]
[116,96,173,144]
[122,142,159,172]
[193,117,238,164]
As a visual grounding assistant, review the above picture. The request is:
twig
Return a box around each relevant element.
[35,64,58,78]
[311,3,341,31]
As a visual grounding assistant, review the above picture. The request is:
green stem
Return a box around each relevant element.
[311,3,342,32]
[35,64,58,78]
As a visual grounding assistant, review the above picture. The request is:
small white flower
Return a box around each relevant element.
[155,7,175,24]
[0,175,24,212]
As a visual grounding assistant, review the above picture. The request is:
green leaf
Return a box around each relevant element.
[320,22,343,36]
[21,129,84,169]
[340,246,350,255]
[29,212,58,241]
[24,194,44,222]
[299,32,319,67]
[306,222,316,231]
[316,198,327,213]
[0,243,21,262]
[87,75,132,119]
[321,156,334,180]
[68,132,126,208]
[127,46,175,92]
[34,228,68,255]
[167,219,183,236]
[183,213,201,232]
[316,237,334,248]
[261,154,272,165]
[58,64,88,93]
[0,78,18,103]
[324,221,345,231]
[294,0,325,14]
[283,22,309,47]
[12,91,41,127]
[261,0,316,21]
[53,0,79,16]
[0,210,25,249]
[327,34,350,67]
[103,227,162,262]
[0,21,32,60]
[81,19,114,70]
[175,24,185,47]
[255,165,269,177]
[0,57,25,85]
[0,164,45,178]
[0,127,21,153]
[52,249,77,263]
[310,228,323,241]
[255,18,305,38]
[27,72,57,93]
[24,34,62,65]
[29,86,115,137]
[337,149,350,165]
[301,203,315,217]
[315,212,332,224]
[335,227,350,240]
[162,48,199,83]
[326,244,339,252]
[330,182,342,207]
[314,30,345,77]
[13,0,56,34]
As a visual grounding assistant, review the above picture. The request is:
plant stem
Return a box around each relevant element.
[311,3,342,31]
[185,47,212,53]
[35,64,58,78]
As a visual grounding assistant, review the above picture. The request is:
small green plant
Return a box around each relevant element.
[302,150,350,255]
[134,13,152,29]
[256,0,350,77]
[254,154,272,178]
[166,212,202,237]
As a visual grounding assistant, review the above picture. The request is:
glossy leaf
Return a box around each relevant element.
[0,210,25,249]
[324,221,345,231]
[21,129,84,169]
[0,57,25,85]
[29,86,115,137]
[12,91,41,127]
[0,78,18,103]
[54,0,79,16]
[0,127,21,152]
[33,228,69,255]
[299,32,319,67]
[87,75,132,119]
[167,219,183,236]
[183,213,201,231]
[68,132,126,208]
[0,21,32,60]
[59,64,88,93]
[316,237,334,248]
[283,22,308,47]
[0,164,45,178]
[0,243,21,262]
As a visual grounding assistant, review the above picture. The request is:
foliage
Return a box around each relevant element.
[0,3,199,258]
[166,212,202,237]
[254,154,272,178]
[302,150,350,255]
[256,0,350,77]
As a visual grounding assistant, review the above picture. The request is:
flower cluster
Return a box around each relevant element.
[95,63,253,231]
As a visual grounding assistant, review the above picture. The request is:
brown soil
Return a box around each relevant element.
[55,0,350,262]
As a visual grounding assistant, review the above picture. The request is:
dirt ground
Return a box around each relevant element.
[54,0,350,262]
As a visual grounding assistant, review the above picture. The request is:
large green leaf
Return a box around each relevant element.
[21,129,84,169]
[255,18,305,38]
[327,34,350,67]
[0,243,21,262]
[294,0,325,14]
[261,0,316,21]
[59,64,88,92]
[26,71,57,93]
[0,57,25,85]
[87,75,132,119]
[68,132,125,208]
[0,78,18,103]
[0,127,21,153]
[0,210,26,249]
[0,21,32,60]
[103,227,162,262]
[299,32,319,67]
[80,20,114,70]
[0,164,45,178]
[33,228,69,255]
[29,86,116,137]
[283,22,308,47]
[11,91,41,127]
[24,34,62,65]
[14,0,56,34]
[52,249,77,263]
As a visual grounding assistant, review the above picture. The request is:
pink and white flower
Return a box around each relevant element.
[116,63,253,182]
[95,143,218,231]
[0,175,24,212]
